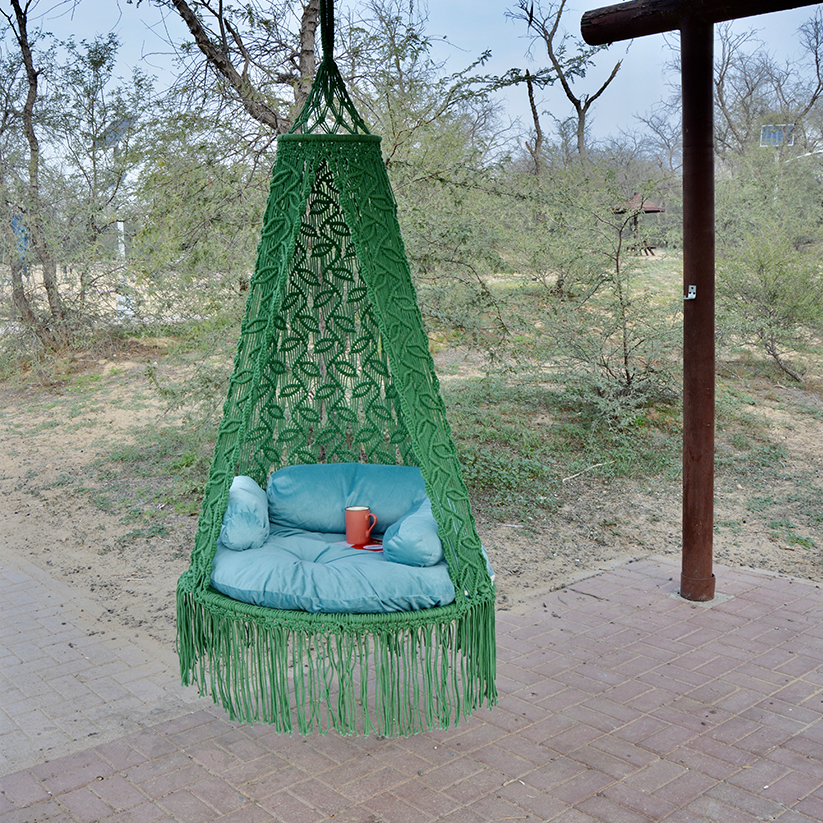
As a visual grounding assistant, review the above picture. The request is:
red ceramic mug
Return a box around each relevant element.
[345,506,377,548]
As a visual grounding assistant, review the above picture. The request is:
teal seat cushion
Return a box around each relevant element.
[218,475,270,551]
[210,526,455,614]
[267,463,427,534]
[382,498,443,567]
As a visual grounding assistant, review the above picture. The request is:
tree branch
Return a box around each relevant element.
[170,0,285,131]
[524,70,543,175]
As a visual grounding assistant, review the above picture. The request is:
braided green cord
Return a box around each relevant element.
[320,0,334,59]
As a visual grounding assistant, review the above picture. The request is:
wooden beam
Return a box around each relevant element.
[581,0,819,44]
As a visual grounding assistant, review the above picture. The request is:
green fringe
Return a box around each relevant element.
[177,583,497,736]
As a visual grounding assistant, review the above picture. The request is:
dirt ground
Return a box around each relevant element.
[1,350,821,656]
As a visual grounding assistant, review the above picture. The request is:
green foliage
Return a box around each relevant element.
[128,104,273,321]
[496,158,681,426]
[708,21,823,381]
[0,28,157,354]
[717,148,823,382]
[341,0,508,344]
[718,228,822,383]
[133,315,243,511]
[45,36,155,283]
[443,377,680,522]
[144,314,241,440]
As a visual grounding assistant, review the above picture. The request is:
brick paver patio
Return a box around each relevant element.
[0,554,204,778]
[1,550,821,822]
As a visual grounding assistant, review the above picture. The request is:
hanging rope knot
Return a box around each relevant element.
[289,0,370,135]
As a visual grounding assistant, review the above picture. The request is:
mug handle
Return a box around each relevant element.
[366,513,377,539]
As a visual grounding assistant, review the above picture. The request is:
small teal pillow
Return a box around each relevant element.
[267,463,426,533]
[219,475,270,551]
[382,498,444,567]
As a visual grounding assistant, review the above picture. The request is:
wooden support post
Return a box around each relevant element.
[680,16,716,601]
[580,0,818,603]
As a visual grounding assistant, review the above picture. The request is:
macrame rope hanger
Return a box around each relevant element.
[175,0,497,737]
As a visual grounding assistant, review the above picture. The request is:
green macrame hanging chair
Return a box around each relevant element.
[176,0,496,737]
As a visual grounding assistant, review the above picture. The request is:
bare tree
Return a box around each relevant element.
[714,25,772,157]
[635,104,682,174]
[346,0,497,167]
[786,8,823,141]
[714,11,823,158]
[509,0,622,162]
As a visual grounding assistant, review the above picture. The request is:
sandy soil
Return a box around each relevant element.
[1,351,820,655]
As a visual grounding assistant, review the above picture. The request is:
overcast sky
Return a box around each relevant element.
[424,2,819,140]
[37,0,821,142]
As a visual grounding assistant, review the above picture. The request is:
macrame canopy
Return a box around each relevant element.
[176,0,497,737]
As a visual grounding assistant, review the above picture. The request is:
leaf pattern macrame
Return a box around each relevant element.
[176,0,496,737]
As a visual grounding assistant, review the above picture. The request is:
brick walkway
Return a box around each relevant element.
[1,553,821,822]
[0,554,203,779]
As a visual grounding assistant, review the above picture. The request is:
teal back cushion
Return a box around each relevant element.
[267,463,427,533]
[219,475,270,551]
[382,498,443,567]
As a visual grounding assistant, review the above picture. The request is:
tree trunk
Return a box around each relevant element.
[763,336,803,383]
[1,211,59,349]
[295,0,320,112]
[516,0,621,162]
[170,0,321,133]
[575,104,587,163]
[524,72,543,176]
[10,0,69,347]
